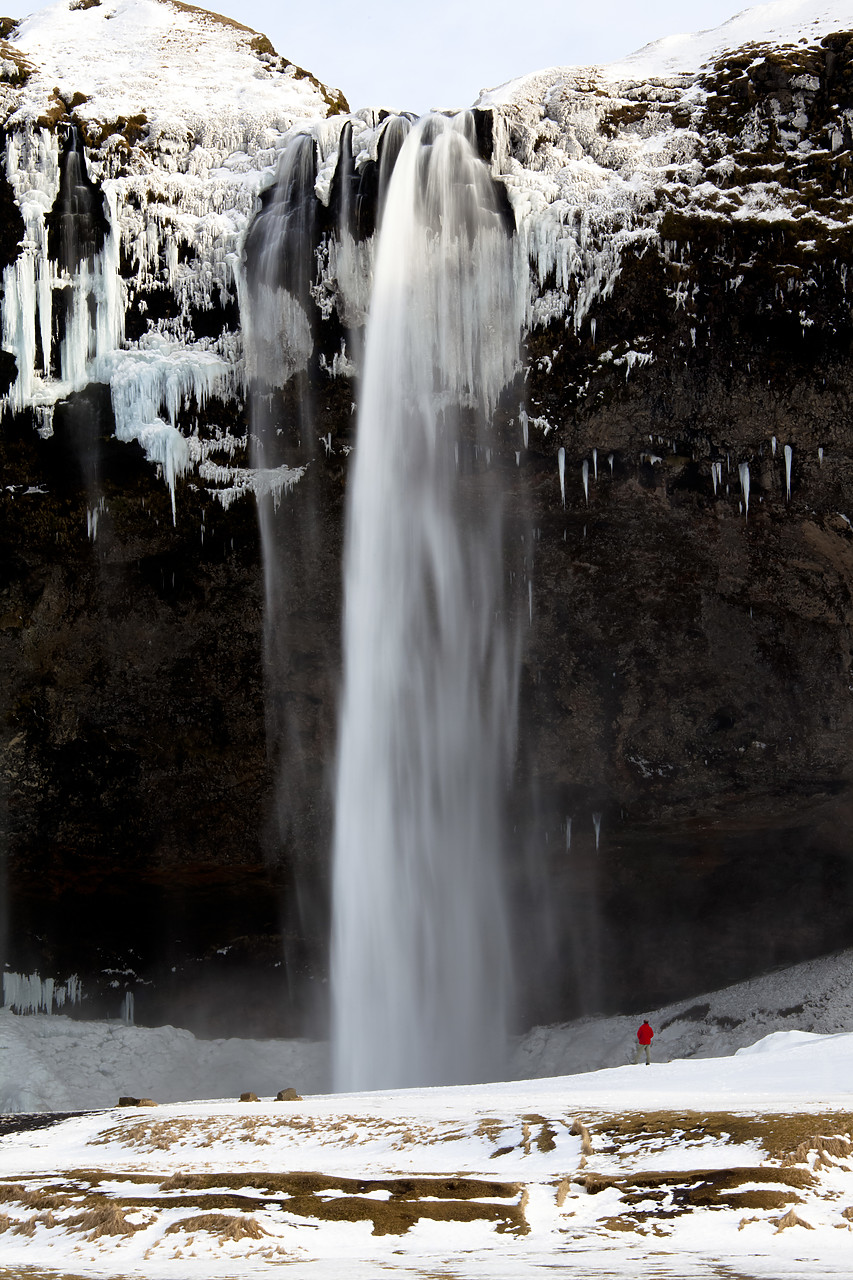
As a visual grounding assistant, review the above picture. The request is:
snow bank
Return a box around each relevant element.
[513,946,853,1078]
[0,1009,329,1112]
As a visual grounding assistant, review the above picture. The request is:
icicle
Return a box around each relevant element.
[565,818,572,851]
[784,444,793,502]
[590,317,597,345]
[582,459,589,505]
[592,812,602,851]
[739,462,750,518]
[2,970,81,1014]
[592,447,598,480]
[608,453,614,475]
[515,451,521,466]
[818,447,824,465]
[520,407,528,449]
[122,991,135,1025]
[771,436,777,457]
[557,446,565,507]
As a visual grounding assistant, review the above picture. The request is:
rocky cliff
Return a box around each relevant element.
[1,0,852,1035]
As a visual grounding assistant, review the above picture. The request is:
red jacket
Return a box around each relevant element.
[637,1021,653,1045]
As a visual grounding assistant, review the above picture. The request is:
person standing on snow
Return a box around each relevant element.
[635,1019,654,1065]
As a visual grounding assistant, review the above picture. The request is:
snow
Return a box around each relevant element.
[0,953,849,1274]
[608,0,853,80]
[7,0,340,143]
[0,1014,850,1277]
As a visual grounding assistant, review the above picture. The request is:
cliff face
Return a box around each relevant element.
[1,0,852,1035]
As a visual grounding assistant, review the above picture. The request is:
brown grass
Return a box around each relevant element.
[781,1134,853,1166]
[571,1118,593,1155]
[774,1208,814,1232]
[579,1164,812,1216]
[521,1114,557,1153]
[275,1194,528,1237]
[0,1184,78,1211]
[586,1109,853,1162]
[165,1212,267,1241]
[159,1170,521,1201]
[64,1203,147,1238]
[160,0,256,35]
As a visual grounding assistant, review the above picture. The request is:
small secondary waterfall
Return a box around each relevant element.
[331,114,522,1090]
[47,125,115,389]
[45,126,118,533]
[242,137,323,984]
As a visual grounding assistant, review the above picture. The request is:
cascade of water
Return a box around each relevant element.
[242,136,325,982]
[243,136,317,392]
[331,113,522,1090]
[46,126,118,390]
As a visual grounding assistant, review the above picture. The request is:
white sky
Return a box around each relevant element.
[1,0,754,112]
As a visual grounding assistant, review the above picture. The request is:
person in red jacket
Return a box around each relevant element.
[636,1019,654,1065]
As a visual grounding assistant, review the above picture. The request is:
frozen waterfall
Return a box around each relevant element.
[331,114,523,1090]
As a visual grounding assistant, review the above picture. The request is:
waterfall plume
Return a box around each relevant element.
[331,113,523,1090]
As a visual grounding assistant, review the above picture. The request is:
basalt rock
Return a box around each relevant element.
[0,3,852,1037]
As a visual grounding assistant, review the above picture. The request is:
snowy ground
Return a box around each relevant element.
[0,952,850,1275]
[0,1030,849,1278]
[2,946,851,1113]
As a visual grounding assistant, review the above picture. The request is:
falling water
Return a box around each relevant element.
[242,136,325,987]
[47,125,114,389]
[331,114,522,1090]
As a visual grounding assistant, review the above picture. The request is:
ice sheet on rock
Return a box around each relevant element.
[95,339,237,517]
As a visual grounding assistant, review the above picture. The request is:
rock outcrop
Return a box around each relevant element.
[0,0,851,1033]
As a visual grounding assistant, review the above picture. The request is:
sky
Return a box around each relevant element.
[2,0,753,112]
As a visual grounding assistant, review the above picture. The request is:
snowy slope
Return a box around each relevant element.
[610,0,853,79]
[5,0,345,136]
[482,0,853,102]
[0,1031,849,1278]
[512,947,853,1079]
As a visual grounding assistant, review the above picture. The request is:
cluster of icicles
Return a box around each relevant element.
[2,970,82,1016]
[554,435,816,517]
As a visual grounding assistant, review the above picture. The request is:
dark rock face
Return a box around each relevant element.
[2,31,853,1037]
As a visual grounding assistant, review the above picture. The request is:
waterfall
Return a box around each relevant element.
[331,114,522,1091]
[242,136,324,980]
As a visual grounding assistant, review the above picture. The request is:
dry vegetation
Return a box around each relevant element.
[0,1106,848,1254]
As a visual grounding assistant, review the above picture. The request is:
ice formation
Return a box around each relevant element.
[0,0,846,518]
[739,461,750,518]
[2,971,82,1015]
